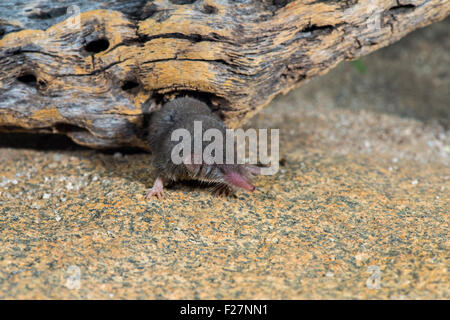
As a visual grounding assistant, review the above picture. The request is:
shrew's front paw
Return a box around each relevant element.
[213,184,234,197]
[145,176,165,200]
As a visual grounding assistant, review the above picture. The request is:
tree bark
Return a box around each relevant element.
[0,0,448,149]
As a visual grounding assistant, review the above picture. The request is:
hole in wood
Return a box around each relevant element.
[202,5,218,14]
[38,79,47,88]
[389,4,416,14]
[273,0,288,8]
[17,73,37,84]
[54,123,88,133]
[152,90,230,117]
[85,38,110,53]
[121,81,140,91]
[125,3,158,20]
[169,0,197,4]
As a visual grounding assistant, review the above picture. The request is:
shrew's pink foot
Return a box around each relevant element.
[145,176,165,200]
[145,187,164,200]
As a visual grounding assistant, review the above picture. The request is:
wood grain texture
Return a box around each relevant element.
[0,0,449,149]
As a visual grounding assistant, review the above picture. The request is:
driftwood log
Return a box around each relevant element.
[0,0,448,149]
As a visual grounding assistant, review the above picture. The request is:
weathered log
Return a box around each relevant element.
[0,0,448,149]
